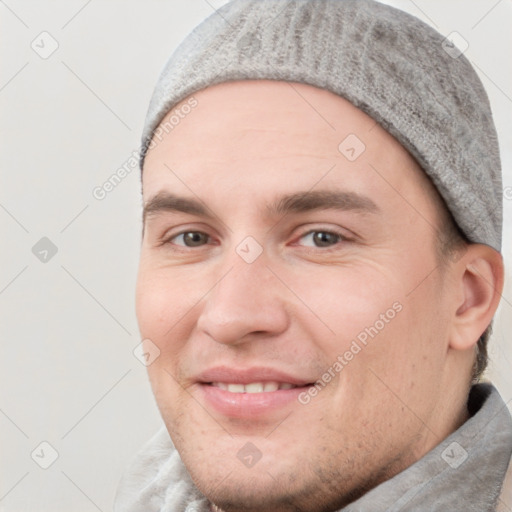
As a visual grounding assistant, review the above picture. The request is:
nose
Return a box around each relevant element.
[196,256,289,346]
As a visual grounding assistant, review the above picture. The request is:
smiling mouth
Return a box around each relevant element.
[208,381,303,393]
[198,372,315,418]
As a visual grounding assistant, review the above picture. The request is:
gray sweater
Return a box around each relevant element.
[114,383,512,511]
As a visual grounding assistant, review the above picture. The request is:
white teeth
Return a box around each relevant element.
[263,382,279,392]
[211,381,297,393]
[226,384,245,393]
[245,382,264,393]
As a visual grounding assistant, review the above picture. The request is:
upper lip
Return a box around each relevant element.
[195,366,314,387]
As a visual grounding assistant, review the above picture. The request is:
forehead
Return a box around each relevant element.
[146,80,391,161]
[142,80,435,212]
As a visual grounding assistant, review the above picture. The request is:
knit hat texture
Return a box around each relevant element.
[140,0,503,251]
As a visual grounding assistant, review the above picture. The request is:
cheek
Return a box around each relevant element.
[290,260,446,388]
[135,263,197,339]
[135,268,189,415]
[135,266,193,385]
[135,272,168,341]
[287,263,405,346]
[342,275,449,411]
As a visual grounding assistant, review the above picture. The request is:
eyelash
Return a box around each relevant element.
[161,228,348,250]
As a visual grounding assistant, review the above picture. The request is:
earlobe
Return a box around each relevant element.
[450,245,504,351]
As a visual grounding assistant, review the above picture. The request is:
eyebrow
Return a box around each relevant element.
[143,189,380,224]
[267,189,380,216]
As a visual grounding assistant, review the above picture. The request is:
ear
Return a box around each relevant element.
[449,244,504,351]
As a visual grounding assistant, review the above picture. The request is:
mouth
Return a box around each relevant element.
[208,381,299,393]
[194,367,315,418]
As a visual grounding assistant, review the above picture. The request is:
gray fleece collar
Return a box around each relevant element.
[114,383,512,512]
[342,383,512,511]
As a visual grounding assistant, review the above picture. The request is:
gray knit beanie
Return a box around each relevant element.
[140,0,503,252]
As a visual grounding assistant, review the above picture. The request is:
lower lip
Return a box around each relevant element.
[198,383,311,418]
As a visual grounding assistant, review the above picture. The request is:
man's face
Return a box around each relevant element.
[137,80,458,512]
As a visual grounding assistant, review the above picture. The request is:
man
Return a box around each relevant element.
[114,1,512,511]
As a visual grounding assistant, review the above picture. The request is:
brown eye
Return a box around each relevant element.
[172,232,210,247]
[300,231,343,248]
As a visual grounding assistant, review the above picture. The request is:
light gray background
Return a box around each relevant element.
[1,1,511,511]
